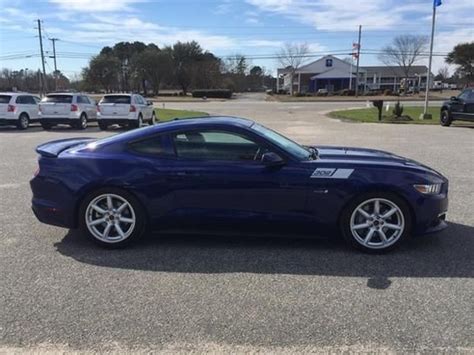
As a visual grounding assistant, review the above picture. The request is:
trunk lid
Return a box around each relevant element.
[99,103,130,116]
[36,138,95,157]
[40,95,73,116]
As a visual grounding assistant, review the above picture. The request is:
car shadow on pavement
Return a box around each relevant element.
[54,222,473,289]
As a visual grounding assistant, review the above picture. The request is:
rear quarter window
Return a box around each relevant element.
[42,95,73,103]
[0,95,12,104]
[129,136,172,157]
[101,96,131,104]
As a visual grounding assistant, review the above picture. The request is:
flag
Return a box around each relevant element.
[434,0,442,7]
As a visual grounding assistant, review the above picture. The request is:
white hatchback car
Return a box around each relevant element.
[97,94,155,130]
[0,92,40,130]
[39,93,97,130]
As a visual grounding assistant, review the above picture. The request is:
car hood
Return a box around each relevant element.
[312,145,445,177]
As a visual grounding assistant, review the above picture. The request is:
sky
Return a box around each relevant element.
[0,0,472,79]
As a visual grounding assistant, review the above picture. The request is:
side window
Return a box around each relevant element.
[129,136,169,156]
[76,96,83,104]
[16,96,25,104]
[26,96,36,104]
[137,96,146,105]
[33,97,41,104]
[82,96,90,104]
[172,130,265,161]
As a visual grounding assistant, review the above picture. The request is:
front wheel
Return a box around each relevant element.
[98,121,108,130]
[340,193,411,253]
[80,188,146,248]
[41,122,53,130]
[440,110,452,127]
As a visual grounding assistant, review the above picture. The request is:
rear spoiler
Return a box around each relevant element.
[36,138,96,157]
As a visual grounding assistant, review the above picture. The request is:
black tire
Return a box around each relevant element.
[340,192,412,253]
[79,187,147,248]
[131,114,143,129]
[150,111,156,125]
[41,122,53,130]
[440,109,452,127]
[74,113,88,130]
[17,113,29,130]
[98,121,108,130]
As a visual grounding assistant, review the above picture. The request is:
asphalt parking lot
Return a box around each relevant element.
[1,98,473,352]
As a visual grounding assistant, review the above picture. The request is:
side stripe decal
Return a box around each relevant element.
[311,168,354,179]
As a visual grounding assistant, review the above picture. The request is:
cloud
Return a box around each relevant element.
[49,0,145,12]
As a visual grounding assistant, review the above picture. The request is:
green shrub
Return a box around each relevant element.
[192,89,232,98]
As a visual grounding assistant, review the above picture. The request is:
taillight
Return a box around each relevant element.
[129,105,136,112]
[7,104,15,112]
[71,104,78,112]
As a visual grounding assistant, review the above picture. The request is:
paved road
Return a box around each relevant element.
[1,99,473,353]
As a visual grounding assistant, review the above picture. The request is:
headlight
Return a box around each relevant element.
[414,183,442,195]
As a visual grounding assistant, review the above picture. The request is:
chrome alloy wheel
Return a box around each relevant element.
[85,194,136,243]
[350,198,405,250]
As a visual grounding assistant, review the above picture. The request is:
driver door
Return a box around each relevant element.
[166,128,311,232]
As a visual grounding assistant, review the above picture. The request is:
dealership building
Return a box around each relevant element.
[276,55,432,93]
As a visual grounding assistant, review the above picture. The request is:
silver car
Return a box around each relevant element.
[0,92,40,130]
[39,93,97,130]
[97,94,155,130]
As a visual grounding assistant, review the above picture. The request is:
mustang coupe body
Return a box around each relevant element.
[30,116,449,252]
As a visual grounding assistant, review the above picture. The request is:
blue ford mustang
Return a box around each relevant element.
[30,116,449,252]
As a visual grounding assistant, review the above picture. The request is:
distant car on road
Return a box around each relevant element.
[30,116,449,253]
[97,94,156,130]
[0,92,40,130]
[440,88,474,126]
[39,93,97,130]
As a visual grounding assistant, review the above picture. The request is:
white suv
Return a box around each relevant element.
[39,93,97,130]
[0,92,40,130]
[97,94,155,130]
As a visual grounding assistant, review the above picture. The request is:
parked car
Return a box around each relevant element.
[97,94,156,130]
[30,116,449,253]
[440,88,474,126]
[39,93,97,130]
[0,92,40,130]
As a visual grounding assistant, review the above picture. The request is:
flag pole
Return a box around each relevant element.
[422,2,437,119]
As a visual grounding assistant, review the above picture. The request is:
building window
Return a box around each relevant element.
[325,59,333,67]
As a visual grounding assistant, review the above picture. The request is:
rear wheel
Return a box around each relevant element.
[340,192,411,253]
[131,114,143,129]
[74,113,88,130]
[17,113,29,130]
[98,121,108,130]
[80,188,146,248]
[440,110,452,127]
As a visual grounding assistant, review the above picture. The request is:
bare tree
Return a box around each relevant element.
[436,66,450,81]
[379,35,429,92]
[277,42,309,95]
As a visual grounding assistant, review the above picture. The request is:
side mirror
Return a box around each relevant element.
[450,96,458,101]
[261,152,285,167]
[147,100,153,106]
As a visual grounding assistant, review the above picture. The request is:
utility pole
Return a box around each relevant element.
[37,19,47,95]
[354,25,362,97]
[49,38,59,91]
[421,0,441,119]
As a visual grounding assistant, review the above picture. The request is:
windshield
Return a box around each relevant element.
[100,95,131,104]
[42,95,73,103]
[251,123,312,160]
